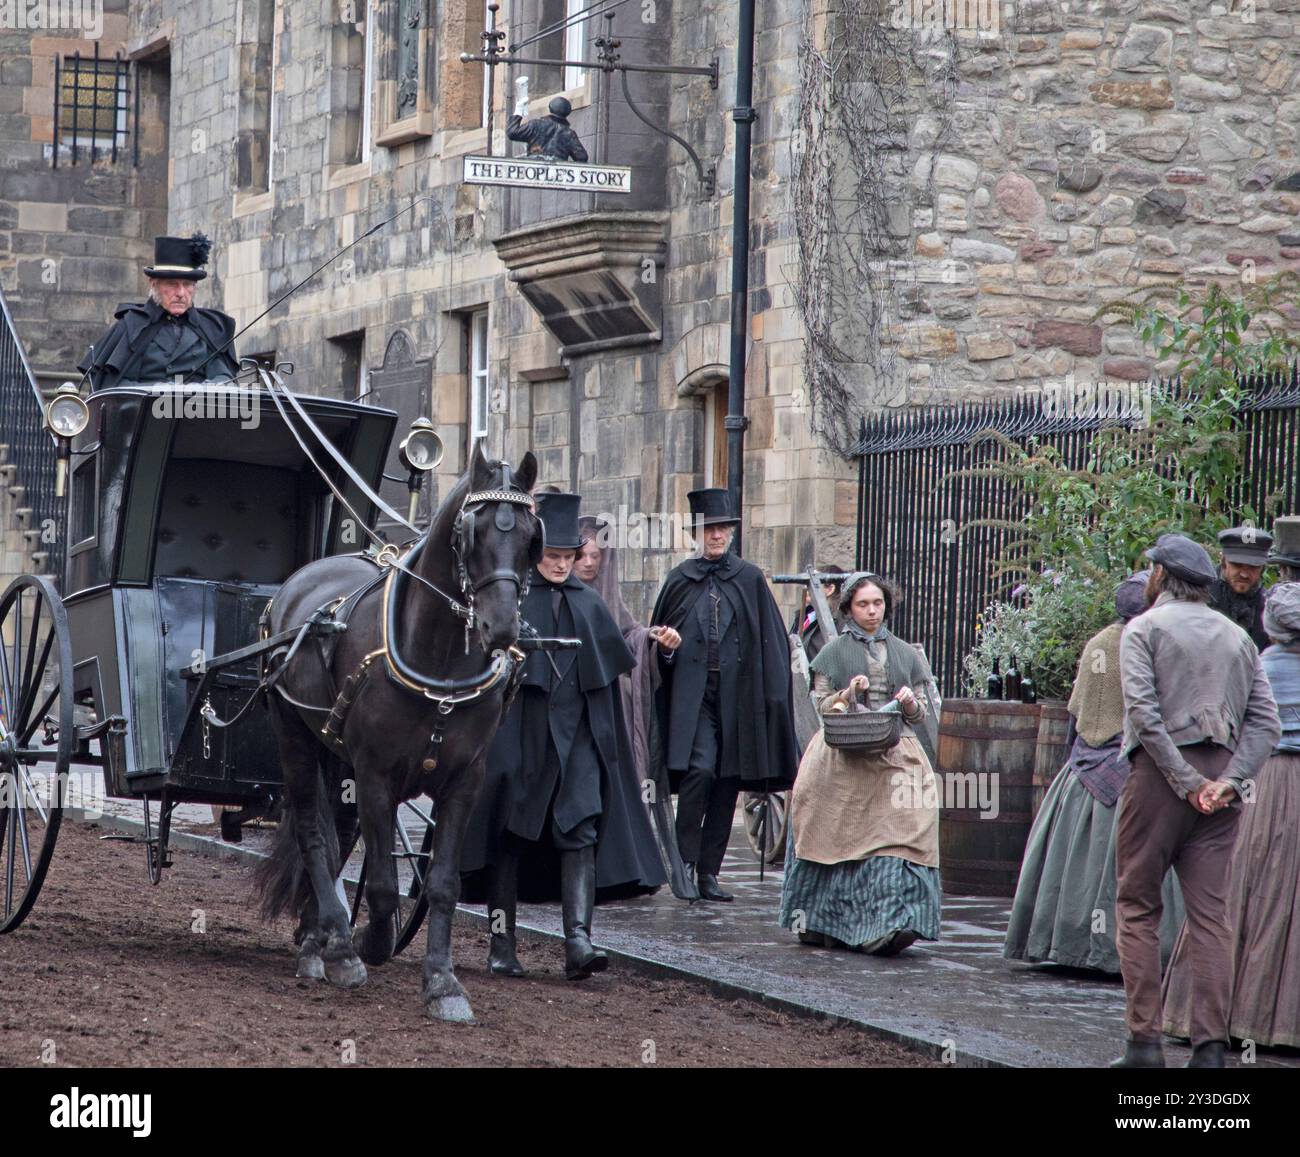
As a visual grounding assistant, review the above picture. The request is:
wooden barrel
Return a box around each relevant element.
[1032,700,1073,819]
[937,699,1040,897]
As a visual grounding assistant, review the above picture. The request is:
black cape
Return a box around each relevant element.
[650,553,799,793]
[78,300,239,391]
[460,571,666,903]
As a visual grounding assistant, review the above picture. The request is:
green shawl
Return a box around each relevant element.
[809,631,940,760]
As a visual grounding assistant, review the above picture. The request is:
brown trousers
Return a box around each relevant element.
[1115,743,1240,1045]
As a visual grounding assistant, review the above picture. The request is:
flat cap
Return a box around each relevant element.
[1218,525,1273,566]
[1144,533,1217,586]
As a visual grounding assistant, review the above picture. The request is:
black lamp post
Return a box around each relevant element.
[726,0,756,555]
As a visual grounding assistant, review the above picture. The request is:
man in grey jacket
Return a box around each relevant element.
[1111,534,1281,1069]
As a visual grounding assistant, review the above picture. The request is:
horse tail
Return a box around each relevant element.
[254,759,341,922]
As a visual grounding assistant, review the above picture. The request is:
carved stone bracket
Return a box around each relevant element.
[493,212,668,358]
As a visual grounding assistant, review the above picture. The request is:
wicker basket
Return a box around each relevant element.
[822,708,901,755]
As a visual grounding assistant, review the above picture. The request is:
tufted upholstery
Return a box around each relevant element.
[154,459,301,584]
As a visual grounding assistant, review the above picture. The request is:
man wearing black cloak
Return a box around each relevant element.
[78,233,240,392]
[460,492,666,980]
[651,488,799,901]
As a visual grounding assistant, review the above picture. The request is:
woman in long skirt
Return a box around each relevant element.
[1162,582,1300,1048]
[779,573,941,955]
[1004,570,1184,973]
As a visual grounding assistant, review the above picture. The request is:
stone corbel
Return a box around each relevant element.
[493,212,669,358]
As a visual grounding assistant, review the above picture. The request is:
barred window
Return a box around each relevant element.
[53,46,133,167]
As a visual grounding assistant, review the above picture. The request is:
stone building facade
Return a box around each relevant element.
[3,1,1300,614]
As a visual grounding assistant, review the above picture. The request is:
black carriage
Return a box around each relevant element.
[0,372,440,944]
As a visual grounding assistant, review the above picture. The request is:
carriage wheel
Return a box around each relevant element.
[347,797,436,957]
[742,791,788,866]
[0,575,74,933]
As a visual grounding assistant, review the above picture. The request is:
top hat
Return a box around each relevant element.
[144,233,212,281]
[1144,533,1217,586]
[1269,516,1300,567]
[1218,525,1273,566]
[535,492,584,550]
[687,488,740,527]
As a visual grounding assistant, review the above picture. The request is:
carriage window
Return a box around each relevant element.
[469,310,489,448]
[70,456,96,546]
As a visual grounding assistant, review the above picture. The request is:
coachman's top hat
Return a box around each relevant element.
[144,232,213,281]
[687,487,740,527]
[535,492,584,550]
[1269,516,1300,568]
[1218,525,1273,566]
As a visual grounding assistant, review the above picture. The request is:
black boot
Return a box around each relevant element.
[486,853,526,977]
[1186,1041,1226,1068]
[696,871,734,902]
[560,846,608,981]
[1109,1039,1166,1068]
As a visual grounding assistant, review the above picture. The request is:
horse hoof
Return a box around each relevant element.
[427,995,475,1024]
[324,955,369,989]
[296,954,326,981]
[353,925,393,967]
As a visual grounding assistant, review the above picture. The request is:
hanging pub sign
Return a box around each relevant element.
[462,154,633,194]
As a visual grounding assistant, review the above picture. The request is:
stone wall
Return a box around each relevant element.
[794,1,1300,413]
[41,0,1294,626]
[0,1,166,382]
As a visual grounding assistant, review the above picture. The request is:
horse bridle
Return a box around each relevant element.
[451,475,541,620]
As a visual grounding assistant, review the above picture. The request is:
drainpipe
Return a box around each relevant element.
[726,0,756,555]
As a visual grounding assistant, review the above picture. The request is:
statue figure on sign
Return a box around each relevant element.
[507,82,589,164]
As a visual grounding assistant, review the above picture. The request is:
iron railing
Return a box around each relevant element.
[853,366,1300,698]
[0,286,61,572]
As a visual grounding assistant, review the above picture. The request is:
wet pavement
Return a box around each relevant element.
[76,796,1300,1069]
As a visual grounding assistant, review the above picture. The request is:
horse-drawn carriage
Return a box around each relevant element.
[1,370,552,1022]
[0,371,430,922]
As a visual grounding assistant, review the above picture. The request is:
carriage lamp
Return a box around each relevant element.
[45,383,90,497]
[398,418,444,523]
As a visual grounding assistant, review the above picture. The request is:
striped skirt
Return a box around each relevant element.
[779,851,942,947]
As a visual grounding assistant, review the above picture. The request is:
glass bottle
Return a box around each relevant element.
[1019,666,1037,704]
[1004,654,1022,701]
[986,657,1003,700]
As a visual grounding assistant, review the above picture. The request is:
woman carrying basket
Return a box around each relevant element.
[778,573,942,955]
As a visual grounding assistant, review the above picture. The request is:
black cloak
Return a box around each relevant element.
[78,300,239,391]
[460,571,667,903]
[650,553,799,793]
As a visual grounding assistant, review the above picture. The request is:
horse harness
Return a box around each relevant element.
[201,483,539,775]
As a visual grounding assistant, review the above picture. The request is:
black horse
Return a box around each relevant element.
[255,444,540,1022]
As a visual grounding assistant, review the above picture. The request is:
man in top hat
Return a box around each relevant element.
[650,488,799,901]
[78,233,239,392]
[459,492,665,980]
[1209,525,1273,651]
[1111,533,1279,1069]
[1269,516,1300,583]
[506,95,589,163]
